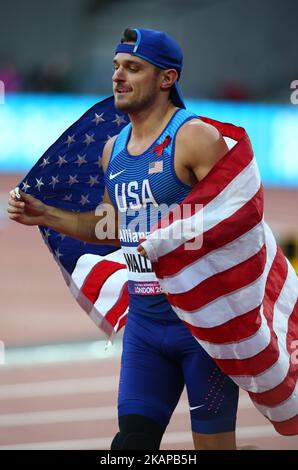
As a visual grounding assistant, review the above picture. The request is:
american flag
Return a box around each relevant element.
[18,99,297,434]
[140,117,298,436]
[18,96,130,337]
[149,160,163,174]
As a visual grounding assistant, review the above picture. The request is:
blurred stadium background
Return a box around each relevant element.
[0,0,297,450]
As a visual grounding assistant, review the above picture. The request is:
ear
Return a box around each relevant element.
[160,69,178,91]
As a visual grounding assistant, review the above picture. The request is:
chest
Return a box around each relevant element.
[106,147,189,213]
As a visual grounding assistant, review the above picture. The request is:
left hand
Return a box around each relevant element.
[137,245,148,258]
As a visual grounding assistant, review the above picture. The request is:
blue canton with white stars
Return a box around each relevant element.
[19,96,127,273]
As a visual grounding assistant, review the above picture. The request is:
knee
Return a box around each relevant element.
[111,414,164,450]
[193,431,237,450]
[110,431,161,450]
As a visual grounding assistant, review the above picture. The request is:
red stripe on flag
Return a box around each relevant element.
[117,314,128,332]
[183,307,261,344]
[272,414,298,436]
[200,117,248,142]
[215,337,280,376]
[262,246,288,325]
[287,299,298,357]
[81,260,126,304]
[105,281,129,327]
[249,300,298,406]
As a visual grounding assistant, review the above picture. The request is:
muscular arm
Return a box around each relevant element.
[175,118,229,183]
[7,135,120,246]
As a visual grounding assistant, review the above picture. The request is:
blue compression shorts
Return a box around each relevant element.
[118,310,239,434]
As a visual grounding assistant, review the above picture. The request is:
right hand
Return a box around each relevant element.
[7,189,47,226]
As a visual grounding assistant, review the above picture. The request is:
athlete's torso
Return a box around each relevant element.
[106,108,198,319]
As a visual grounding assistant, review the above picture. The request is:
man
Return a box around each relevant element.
[7,27,239,450]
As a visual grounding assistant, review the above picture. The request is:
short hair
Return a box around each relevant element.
[121,28,137,43]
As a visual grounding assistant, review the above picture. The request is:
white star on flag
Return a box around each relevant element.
[35,177,44,191]
[83,133,95,146]
[40,157,51,168]
[88,175,100,187]
[49,175,60,189]
[79,194,90,206]
[21,180,31,192]
[65,135,75,147]
[113,114,126,127]
[92,113,105,125]
[56,155,68,167]
[63,194,73,202]
[54,248,63,260]
[67,175,79,186]
[75,154,87,167]
[43,228,51,240]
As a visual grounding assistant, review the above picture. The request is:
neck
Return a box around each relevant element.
[128,100,177,142]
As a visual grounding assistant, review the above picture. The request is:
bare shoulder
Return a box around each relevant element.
[177,118,222,149]
[101,134,118,173]
[175,118,229,181]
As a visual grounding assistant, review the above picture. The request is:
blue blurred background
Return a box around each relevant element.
[1,94,298,188]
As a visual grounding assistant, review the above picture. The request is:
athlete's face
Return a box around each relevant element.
[112,52,162,112]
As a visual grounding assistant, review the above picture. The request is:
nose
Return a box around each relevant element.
[112,66,125,82]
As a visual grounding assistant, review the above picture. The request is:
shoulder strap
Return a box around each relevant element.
[110,123,132,163]
[156,109,198,155]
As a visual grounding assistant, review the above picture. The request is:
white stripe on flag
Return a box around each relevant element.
[72,254,103,289]
[224,136,238,150]
[72,251,127,290]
